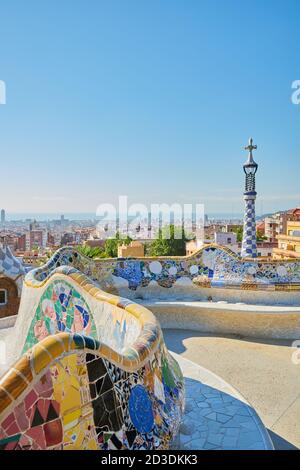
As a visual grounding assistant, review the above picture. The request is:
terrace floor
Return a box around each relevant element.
[171,353,273,450]
[164,329,300,450]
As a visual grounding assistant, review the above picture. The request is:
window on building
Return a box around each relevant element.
[0,289,7,306]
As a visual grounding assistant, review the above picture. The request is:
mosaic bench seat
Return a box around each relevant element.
[25,245,300,299]
[2,241,300,450]
[0,264,184,450]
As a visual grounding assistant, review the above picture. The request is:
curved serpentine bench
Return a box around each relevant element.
[0,265,184,450]
[16,245,300,341]
[22,245,300,303]
[1,244,287,450]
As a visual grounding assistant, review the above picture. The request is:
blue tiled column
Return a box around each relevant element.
[241,194,257,258]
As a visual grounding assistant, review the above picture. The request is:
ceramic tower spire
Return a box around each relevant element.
[241,138,258,258]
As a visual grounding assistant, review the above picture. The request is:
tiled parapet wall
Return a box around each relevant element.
[0,332,184,450]
[27,245,300,296]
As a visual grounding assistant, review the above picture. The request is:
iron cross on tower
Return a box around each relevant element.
[244,137,257,157]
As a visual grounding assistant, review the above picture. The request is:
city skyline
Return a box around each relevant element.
[0,0,299,214]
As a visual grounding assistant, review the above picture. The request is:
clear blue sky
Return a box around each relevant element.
[0,0,299,216]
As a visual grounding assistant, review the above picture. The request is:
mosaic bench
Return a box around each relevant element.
[25,245,300,296]
[0,264,184,450]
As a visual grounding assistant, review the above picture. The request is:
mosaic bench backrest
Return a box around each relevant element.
[0,263,184,450]
[26,245,300,295]
[21,270,143,356]
[0,332,184,450]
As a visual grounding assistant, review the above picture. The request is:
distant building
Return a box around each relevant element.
[118,241,145,258]
[203,223,242,242]
[223,224,243,233]
[274,209,300,259]
[17,234,26,252]
[60,232,80,246]
[0,234,18,253]
[25,222,47,250]
[186,230,239,256]
[59,215,70,226]
[263,212,288,243]
[186,238,211,256]
[1,209,5,224]
[47,233,55,247]
[84,239,105,248]
[214,231,237,247]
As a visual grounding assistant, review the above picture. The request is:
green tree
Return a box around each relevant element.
[232,227,267,243]
[256,230,267,242]
[76,245,106,259]
[104,233,132,257]
[232,226,243,243]
[148,225,187,256]
[104,238,119,257]
[77,233,133,259]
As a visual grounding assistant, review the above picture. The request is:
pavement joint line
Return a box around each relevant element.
[269,392,300,430]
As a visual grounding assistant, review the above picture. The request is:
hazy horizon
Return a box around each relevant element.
[1,209,285,222]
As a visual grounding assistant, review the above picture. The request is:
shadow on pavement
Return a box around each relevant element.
[268,430,298,450]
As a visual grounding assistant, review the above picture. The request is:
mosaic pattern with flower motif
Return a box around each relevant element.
[26,246,300,293]
[22,280,97,353]
[0,247,185,450]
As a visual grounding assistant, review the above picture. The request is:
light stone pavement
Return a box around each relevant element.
[171,353,273,450]
[165,329,300,450]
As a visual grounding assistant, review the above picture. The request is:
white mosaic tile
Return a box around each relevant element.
[171,353,274,451]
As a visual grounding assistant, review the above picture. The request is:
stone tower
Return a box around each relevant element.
[241,138,258,258]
